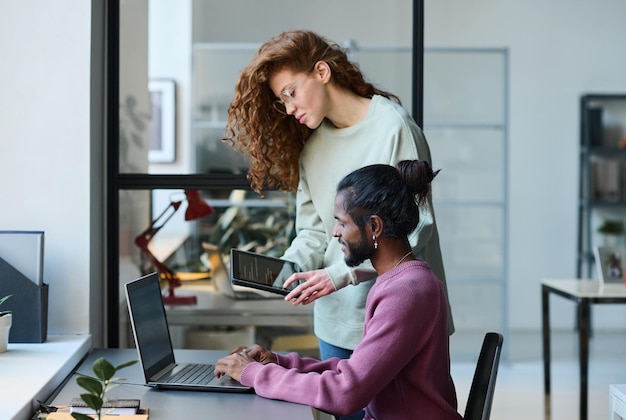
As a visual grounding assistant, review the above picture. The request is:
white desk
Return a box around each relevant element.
[48,348,314,419]
[1,334,91,420]
[542,279,626,420]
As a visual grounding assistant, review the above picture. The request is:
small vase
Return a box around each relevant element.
[0,313,12,352]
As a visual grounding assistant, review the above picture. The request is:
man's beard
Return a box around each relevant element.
[343,234,373,267]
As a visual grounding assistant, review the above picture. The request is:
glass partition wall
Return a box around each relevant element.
[107,1,509,356]
[424,49,509,358]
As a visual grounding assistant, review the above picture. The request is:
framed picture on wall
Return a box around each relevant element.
[594,246,626,285]
[148,79,176,163]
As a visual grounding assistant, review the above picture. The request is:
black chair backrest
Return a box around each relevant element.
[463,332,504,420]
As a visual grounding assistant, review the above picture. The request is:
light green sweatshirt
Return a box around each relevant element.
[281,95,453,350]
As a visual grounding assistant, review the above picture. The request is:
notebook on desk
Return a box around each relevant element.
[202,243,282,300]
[125,272,252,392]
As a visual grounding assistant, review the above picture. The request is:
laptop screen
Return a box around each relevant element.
[126,273,175,379]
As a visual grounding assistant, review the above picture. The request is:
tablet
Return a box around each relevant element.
[230,248,301,296]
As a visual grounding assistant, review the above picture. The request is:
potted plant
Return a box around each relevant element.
[71,357,138,420]
[598,219,625,247]
[0,294,12,352]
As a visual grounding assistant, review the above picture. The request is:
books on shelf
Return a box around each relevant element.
[70,398,140,415]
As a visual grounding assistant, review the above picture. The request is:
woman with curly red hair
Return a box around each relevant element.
[224,30,453,420]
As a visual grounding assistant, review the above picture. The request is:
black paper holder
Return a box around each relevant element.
[0,256,48,343]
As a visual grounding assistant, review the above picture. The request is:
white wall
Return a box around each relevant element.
[0,1,93,334]
[425,0,626,330]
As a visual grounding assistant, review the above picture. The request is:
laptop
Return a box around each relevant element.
[230,248,302,296]
[202,243,281,300]
[125,272,252,392]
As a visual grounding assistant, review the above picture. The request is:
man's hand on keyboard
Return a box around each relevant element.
[215,345,277,382]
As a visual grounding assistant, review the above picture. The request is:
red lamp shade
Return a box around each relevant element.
[184,190,214,221]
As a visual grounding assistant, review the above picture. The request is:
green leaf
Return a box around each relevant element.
[71,413,93,420]
[0,295,12,307]
[80,393,102,411]
[115,359,138,371]
[76,376,102,395]
[93,357,116,381]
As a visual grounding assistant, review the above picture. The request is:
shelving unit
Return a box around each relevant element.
[577,94,626,279]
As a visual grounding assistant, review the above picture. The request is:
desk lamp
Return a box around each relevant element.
[135,190,214,305]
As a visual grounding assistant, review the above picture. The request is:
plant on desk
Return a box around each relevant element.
[72,357,137,420]
[0,294,12,316]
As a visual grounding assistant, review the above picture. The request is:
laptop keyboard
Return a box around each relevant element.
[164,363,216,384]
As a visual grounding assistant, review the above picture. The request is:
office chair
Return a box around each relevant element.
[464,332,504,420]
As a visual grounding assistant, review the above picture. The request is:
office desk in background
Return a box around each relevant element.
[541,278,626,420]
[48,348,314,419]
[164,281,314,327]
[119,280,315,352]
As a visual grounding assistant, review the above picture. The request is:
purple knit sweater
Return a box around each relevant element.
[240,260,462,419]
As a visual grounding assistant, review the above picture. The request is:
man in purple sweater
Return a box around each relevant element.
[215,160,461,420]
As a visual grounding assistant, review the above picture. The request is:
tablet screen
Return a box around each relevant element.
[230,249,301,295]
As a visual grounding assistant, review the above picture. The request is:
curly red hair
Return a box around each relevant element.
[223,30,400,194]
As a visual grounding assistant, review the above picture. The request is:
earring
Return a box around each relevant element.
[373,235,378,249]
